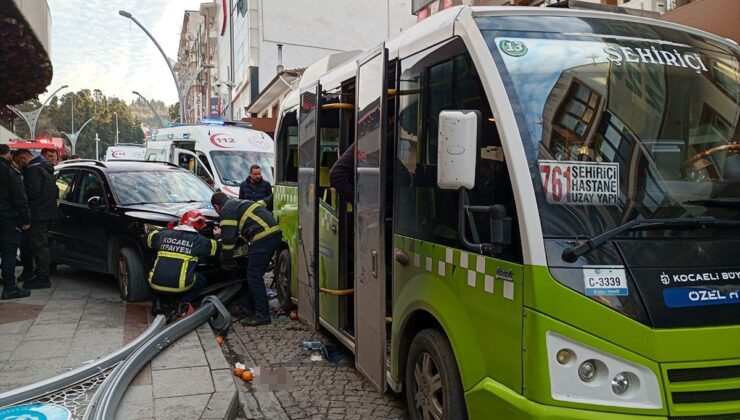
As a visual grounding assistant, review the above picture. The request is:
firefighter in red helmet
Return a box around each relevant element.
[146,210,220,317]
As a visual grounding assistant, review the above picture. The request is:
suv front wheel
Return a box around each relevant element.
[117,247,150,302]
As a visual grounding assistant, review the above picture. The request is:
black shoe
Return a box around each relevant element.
[23,275,51,290]
[241,315,271,326]
[2,287,31,300]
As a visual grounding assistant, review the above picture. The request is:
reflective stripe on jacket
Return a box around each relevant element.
[146,228,220,293]
[219,198,280,253]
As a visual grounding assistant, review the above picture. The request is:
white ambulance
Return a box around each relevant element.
[145,122,275,197]
[105,145,146,161]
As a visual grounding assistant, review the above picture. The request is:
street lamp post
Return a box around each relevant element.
[61,117,93,155]
[119,10,185,122]
[219,80,236,121]
[114,112,119,145]
[7,84,68,140]
[132,90,166,128]
[95,133,100,160]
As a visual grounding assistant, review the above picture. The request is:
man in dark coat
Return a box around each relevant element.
[239,164,273,210]
[13,149,58,290]
[0,145,31,299]
[329,143,355,203]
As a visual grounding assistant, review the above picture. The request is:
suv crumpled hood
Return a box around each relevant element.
[120,202,218,223]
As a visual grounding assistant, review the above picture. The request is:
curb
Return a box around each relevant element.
[196,324,239,420]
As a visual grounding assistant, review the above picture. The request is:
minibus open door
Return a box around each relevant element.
[297,82,321,331]
[354,44,388,392]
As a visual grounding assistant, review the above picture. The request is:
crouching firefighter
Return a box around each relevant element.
[146,210,220,317]
[211,192,281,326]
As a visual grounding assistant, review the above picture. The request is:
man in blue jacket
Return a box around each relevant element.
[239,164,273,210]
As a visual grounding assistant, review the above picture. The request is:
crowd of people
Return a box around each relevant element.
[0,145,60,300]
[1,147,279,326]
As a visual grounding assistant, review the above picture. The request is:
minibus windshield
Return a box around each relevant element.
[479,16,740,238]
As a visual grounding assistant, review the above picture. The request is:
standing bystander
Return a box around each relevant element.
[0,144,31,300]
[239,164,273,209]
[42,148,59,166]
[13,149,58,290]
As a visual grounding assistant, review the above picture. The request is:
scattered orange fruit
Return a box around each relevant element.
[289,311,298,320]
[216,336,224,346]
[233,368,245,377]
[241,370,253,381]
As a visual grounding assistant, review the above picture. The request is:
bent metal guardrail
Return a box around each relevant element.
[0,315,167,409]
[84,285,239,420]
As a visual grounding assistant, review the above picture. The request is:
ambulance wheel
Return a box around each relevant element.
[117,247,150,302]
[405,329,467,420]
[274,248,294,311]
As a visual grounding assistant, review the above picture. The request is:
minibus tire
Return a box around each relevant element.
[117,247,150,302]
[275,248,294,310]
[405,328,467,420]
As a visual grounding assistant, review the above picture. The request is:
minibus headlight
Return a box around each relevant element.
[546,332,662,409]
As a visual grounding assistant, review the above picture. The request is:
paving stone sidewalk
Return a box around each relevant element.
[0,265,238,419]
[222,314,408,420]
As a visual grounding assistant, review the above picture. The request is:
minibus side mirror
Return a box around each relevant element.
[437,110,480,190]
[457,190,512,256]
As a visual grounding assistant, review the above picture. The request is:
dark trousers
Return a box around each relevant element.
[21,221,51,278]
[1,224,22,289]
[241,233,281,318]
[152,272,208,306]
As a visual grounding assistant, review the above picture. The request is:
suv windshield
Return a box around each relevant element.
[210,150,274,186]
[478,16,740,238]
[108,170,213,205]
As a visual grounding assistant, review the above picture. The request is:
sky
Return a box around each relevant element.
[42,0,208,105]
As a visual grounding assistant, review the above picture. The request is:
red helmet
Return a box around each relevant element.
[179,210,207,230]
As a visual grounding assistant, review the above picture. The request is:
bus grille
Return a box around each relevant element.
[668,365,740,383]
[663,361,740,418]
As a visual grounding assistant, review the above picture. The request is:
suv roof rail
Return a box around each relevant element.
[58,159,107,168]
[109,159,180,168]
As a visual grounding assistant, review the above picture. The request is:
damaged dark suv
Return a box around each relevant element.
[51,160,219,302]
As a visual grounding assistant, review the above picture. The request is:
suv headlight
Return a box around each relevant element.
[546,332,662,409]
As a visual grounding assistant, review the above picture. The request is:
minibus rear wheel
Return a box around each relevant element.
[405,328,467,420]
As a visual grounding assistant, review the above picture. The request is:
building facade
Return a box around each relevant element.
[212,0,417,121]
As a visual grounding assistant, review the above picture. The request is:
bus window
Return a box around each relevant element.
[276,109,299,183]
[395,45,522,261]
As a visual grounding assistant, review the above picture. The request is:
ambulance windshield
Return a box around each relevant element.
[478,15,740,238]
[210,150,274,186]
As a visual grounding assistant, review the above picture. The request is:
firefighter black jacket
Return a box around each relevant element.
[219,198,280,259]
[146,226,220,293]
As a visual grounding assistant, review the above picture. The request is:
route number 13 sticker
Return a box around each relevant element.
[539,160,619,205]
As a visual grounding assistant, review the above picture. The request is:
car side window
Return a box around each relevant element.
[55,170,77,201]
[76,171,106,205]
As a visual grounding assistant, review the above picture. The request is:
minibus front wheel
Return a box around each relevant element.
[405,328,467,420]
